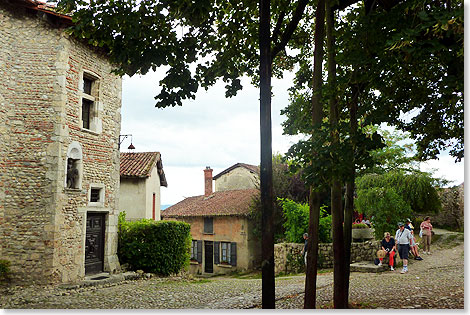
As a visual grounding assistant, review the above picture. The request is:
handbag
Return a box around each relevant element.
[419,228,423,238]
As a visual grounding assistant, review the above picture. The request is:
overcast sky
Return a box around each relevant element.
[121,70,465,206]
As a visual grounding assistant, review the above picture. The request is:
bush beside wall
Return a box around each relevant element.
[118,213,191,275]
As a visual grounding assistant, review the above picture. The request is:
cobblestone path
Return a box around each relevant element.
[1,231,463,309]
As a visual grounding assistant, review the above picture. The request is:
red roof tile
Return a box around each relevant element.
[120,152,167,187]
[213,163,260,180]
[162,189,259,218]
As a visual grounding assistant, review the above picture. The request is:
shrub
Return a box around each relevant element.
[279,198,332,243]
[0,259,11,282]
[355,187,412,239]
[351,223,369,229]
[118,212,191,275]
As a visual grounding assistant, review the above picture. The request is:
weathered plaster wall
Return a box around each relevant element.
[215,167,259,192]
[145,167,161,220]
[119,178,147,220]
[0,3,121,284]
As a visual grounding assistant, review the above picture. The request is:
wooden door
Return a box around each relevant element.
[85,213,105,275]
[204,241,213,273]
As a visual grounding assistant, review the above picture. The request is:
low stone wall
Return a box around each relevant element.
[274,241,382,275]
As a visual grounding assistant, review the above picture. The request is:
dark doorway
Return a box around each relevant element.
[204,241,214,273]
[85,213,105,275]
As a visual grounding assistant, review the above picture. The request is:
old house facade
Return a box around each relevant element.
[119,152,167,221]
[162,166,261,275]
[213,163,259,192]
[0,0,122,284]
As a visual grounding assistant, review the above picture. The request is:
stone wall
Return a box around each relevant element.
[0,2,121,284]
[274,241,382,275]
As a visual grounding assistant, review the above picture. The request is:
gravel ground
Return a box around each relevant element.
[1,232,463,309]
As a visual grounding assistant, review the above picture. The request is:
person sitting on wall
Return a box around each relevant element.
[377,232,396,271]
[405,218,423,261]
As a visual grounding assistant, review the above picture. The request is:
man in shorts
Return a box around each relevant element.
[395,222,413,274]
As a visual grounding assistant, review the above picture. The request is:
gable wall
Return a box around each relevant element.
[214,167,259,192]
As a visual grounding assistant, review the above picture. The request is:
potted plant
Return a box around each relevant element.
[351,223,374,241]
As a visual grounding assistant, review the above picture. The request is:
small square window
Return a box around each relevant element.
[89,185,105,206]
[90,188,101,202]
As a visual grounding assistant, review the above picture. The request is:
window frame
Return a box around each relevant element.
[79,70,101,134]
[88,183,105,207]
[221,242,231,264]
[203,217,214,234]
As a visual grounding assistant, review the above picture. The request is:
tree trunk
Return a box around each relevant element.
[259,0,275,309]
[304,0,326,309]
[343,83,359,303]
[326,1,348,309]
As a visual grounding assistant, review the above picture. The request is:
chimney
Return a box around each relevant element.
[204,166,213,196]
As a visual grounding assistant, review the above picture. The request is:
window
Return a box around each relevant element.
[190,240,198,260]
[204,217,213,234]
[221,242,231,264]
[81,99,92,130]
[88,184,105,206]
[80,72,101,133]
[90,188,101,202]
[214,242,237,266]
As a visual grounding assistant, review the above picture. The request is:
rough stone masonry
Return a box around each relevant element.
[0,1,121,284]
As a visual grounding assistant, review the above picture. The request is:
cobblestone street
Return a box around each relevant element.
[1,232,463,309]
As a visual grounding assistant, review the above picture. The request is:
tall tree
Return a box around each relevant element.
[55,0,312,308]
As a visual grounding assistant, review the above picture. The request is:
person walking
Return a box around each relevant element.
[395,222,413,274]
[420,217,433,254]
[301,233,308,266]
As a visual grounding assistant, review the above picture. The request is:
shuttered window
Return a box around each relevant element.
[204,217,213,234]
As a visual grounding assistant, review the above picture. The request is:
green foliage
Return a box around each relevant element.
[355,186,412,240]
[0,259,11,281]
[356,171,442,214]
[118,213,191,275]
[351,223,369,229]
[279,198,331,243]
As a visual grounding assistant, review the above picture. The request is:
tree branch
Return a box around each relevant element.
[271,0,309,59]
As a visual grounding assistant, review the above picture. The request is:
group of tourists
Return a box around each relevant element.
[378,217,433,274]
[300,216,434,274]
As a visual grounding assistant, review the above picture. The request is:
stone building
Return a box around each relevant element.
[0,0,122,284]
[213,163,259,192]
[119,152,167,221]
[162,167,261,275]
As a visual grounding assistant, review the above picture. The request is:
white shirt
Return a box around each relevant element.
[395,228,412,245]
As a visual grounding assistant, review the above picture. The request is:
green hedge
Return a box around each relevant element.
[118,212,191,275]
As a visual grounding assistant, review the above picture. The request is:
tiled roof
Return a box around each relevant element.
[120,152,168,187]
[213,163,260,180]
[162,189,259,218]
[17,0,73,24]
